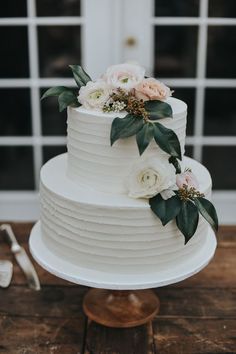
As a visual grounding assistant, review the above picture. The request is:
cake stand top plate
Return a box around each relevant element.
[30,222,216,290]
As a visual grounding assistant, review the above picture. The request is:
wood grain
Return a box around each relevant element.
[156,287,236,318]
[0,316,86,354]
[85,321,155,354]
[0,286,87,318]
[0,287,235,320]
[152,318,236,354]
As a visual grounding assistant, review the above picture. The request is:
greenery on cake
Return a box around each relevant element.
[150,188,218,244]
[42,63,180,161]
[41,65,91,111]
[42,62,218,244]
[108,87,181,160]
[126,158,218,244]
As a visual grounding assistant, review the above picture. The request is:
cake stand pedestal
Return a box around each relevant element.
[29,222,216,328]
[83,288,160,328]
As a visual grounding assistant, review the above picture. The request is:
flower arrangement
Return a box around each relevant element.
[42,63,218,244]
[125,156,218,244]
[42,63,179,162]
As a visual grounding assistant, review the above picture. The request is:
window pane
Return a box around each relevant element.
[40,88,67,136]
[154,26,198,78]
[38,26,82,77]
[36,0,80,16]
[0,26,29,78]
[209,0,236,18]
[0,89,31,136]
[154,0,199,17]
[1,0,27,17]
[43,146,67,163]
[204,89,236,136]
[207,26,236,78]
[185,145,193,158]
[202,146,236,189]
[0,146,34,190]
[174,88,195,136]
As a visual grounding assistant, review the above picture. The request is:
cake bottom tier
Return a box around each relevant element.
[40,153,212,275]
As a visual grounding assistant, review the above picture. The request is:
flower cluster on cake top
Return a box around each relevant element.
[77,63,172,112]
[42,63,218,244]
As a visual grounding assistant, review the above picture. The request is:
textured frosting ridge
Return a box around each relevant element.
[67,97,187,193]
[40,154,212,274]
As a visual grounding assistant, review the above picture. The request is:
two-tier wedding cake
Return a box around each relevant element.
[39,63,218,276]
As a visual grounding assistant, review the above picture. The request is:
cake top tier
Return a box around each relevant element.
[66,96,187,195]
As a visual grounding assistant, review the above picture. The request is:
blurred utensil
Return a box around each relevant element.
[0,260,13,288]
[0,224,41,291]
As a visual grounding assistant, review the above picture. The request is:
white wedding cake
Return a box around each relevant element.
[39,63,217,275]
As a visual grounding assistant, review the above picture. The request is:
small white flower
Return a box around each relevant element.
[104,63,145,91]
[126,157,176,199]
[111,101,127,112]
[78,81,112,110]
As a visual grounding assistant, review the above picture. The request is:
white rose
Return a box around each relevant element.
[126,157,176,199]
[104,63,145,91]
[78,81,111,109]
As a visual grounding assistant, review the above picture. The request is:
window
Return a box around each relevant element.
[1,0,236,222]
[0,0,82,219]
[150,0,236,221]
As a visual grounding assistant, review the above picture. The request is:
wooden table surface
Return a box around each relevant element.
[0,223,235,354]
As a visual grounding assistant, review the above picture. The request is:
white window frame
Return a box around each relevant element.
[120,0,236,224]
[0,0,236,223]
[0,0,82,220]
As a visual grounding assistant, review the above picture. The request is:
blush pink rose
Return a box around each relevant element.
[134,78,172,102]
[176,171,199,189]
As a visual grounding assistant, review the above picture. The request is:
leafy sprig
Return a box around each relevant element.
[109,88,181,160]
[110,103,181,160]
[41,65,92,112]
[149,186,218,244]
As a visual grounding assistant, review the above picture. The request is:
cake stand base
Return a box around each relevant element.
[29,222,217,328]
[83,288,160,328]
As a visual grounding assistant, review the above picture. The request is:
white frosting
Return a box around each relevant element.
[67,97,187,193]
[38,96,214,276]
[40,154,212,274]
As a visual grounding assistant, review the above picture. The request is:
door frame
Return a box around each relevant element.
[0,0,235,223]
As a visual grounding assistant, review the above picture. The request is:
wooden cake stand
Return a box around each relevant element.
[83,288,160,328]
[29,222,216,328]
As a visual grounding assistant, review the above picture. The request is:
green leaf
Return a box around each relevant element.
[136,123,154,155]
[69,65,92,88]
[194,197,218,232]
[176,200,199,244]
[110,114,144,146]
[153,122,182,159]
[41,86,69,100]
[145,100,173,120]
[169,156,182,174]
[58,90,79,112]
[149,194,182,226]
